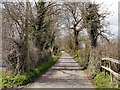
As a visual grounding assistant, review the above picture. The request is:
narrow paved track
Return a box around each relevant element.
[25,51,95,88]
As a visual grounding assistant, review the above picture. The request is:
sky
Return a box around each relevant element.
[91,0,119,36]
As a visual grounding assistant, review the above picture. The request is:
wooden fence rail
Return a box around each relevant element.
[101,57,120,87]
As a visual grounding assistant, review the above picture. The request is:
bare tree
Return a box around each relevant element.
[61,2,95,52]
[2,2,35,73]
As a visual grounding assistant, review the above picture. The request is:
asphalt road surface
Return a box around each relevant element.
[25,51,95,88]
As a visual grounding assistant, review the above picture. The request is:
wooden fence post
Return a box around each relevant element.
[100,59,103,72]
[109,61,113,82]
[104,60,106,77]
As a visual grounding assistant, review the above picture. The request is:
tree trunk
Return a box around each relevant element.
[74,31,79,51]
[25,1,29,72]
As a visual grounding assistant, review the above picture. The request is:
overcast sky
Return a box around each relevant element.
[91,0,119,35]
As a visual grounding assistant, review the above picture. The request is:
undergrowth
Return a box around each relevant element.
[1,52,62,88]
[94,72,118,88]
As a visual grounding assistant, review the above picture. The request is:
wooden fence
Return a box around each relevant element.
[101,57,120,87]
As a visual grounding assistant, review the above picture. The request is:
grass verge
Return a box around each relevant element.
[74,57,86,70]
[66,51,86,70]
[1,52,62,88]
[94,72,118,88]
